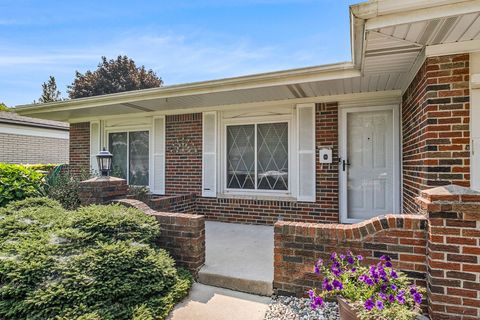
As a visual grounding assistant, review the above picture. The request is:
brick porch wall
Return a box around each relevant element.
[274,185,480,319]
[402,53,470,213]
[69,122,90,176]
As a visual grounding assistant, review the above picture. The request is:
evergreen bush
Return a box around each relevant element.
[0,198,192,320]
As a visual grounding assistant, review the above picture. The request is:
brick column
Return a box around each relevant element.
[78,176,128,205]
[416,185,480,319]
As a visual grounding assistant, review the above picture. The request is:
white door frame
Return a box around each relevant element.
[339,105,401,224]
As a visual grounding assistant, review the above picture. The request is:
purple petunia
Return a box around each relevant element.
[351,267,357,272]
[378,292,387,300]
[380,284,388,292]
[388,294,395,303]
[391,284,397,291]
[347,255,355,264]
[413,292,423,304]
[385,260,393,268]
[357,255,364,261]
[330,252,337,261]
[308,289,315,299]
[376,300,384,310]
[332,279,343,290]
[359,274,375,286]
[322,278,333,291]
[390,270,398,279]
[364,298,375,311]
[396,290,406,304]
[310,296,324,309]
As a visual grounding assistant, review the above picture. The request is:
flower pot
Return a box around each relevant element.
[337,296,359,320]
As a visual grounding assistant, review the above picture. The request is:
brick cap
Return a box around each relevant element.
[420,184,480,202]
[80,176,127,184]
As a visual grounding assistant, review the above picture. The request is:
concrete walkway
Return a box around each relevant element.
[168,283,271,320]
[198,221,274,295]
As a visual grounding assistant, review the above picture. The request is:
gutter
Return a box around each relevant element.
[15,61,360,115]
[0,118,69,131]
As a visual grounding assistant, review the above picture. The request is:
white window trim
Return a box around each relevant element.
[105,126,152,189]
[219,114,296,198]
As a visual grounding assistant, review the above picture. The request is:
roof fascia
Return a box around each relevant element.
[363,0,480,30]
[16,63,359,115]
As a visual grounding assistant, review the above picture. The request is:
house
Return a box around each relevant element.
[0,111,69,164]
[16,0,480,224]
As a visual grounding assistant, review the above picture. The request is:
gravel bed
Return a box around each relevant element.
[264,296,339,320]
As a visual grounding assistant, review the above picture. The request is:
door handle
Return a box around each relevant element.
[342,159,351,171]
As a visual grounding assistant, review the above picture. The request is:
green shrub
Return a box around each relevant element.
[45,167,90,210]
[0,163,47,207]
[0,198,192,320]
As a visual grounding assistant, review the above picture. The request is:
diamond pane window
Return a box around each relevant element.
[257,123,288,190]
[226,122,288,191]
[227,125,255,189]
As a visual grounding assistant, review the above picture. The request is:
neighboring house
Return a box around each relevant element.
[0,111,69,164]
[16,0,480,224]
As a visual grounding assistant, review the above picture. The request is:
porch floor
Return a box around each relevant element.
[198,221,274,296]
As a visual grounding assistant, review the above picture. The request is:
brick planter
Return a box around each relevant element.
[274,185,480,319]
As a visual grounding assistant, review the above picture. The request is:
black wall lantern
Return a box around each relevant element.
[96,148,113,176]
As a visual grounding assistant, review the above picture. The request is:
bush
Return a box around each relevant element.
[0,198,192,320]
[0,163,46,207]
[45,166,90,210]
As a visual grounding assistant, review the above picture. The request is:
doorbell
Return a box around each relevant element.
[319,147,332,164]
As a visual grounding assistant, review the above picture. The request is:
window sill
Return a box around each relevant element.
[217,193,297,202]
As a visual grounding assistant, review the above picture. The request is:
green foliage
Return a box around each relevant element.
[0,163,46,207]
[0,102,11,112]
[0,199,192,320]
[45,167,90,210]
[128,185,151,203]
[38,76,62,103]
[68,56,163,99]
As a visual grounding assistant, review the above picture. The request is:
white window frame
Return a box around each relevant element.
[220,115,294,198]
[105,126,152,188]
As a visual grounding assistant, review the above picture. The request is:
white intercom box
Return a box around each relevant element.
[319,147,332,164]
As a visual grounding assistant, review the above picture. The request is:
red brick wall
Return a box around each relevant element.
[114,198,205,274]
[165,114,203,195]
[274,214,427,296]
[316,102,339,218]
[416,186,480,319]
[69,122,90,176]
[402,54,470,213]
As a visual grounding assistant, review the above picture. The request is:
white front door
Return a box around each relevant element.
[339,105,400,223]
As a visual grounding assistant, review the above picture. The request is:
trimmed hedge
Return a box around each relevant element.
[0,198,192,320]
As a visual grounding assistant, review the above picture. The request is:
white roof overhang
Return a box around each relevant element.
[15,0,480,121]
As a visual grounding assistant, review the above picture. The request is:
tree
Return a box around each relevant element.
[0,102,11,112]
[39,76,62,103]
[68,55,163,99]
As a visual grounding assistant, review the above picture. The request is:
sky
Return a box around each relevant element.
[0,0,357,107]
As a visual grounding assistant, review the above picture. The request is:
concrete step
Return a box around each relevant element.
[199,221,274,297]
[198,270,273,296]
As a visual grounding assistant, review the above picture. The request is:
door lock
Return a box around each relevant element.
[342,159,351,171]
